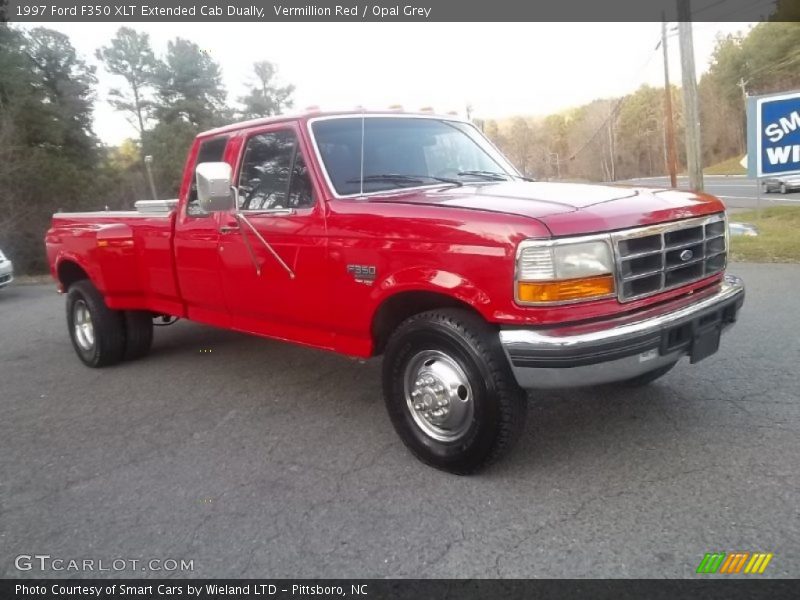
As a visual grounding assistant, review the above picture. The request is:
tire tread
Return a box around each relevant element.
[123,311,154,360]
[384,308,527,474]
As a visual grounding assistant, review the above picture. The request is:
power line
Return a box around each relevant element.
[741,49,800,85]
[759,49,800,74]
[568,34,662,161]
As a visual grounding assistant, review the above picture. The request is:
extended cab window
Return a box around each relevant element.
[238,130,314,210]
[187,135,229,216]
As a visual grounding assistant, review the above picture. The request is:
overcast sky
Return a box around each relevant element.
[26,22,752,145]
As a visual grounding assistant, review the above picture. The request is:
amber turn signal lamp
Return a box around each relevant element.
[517,275,615,303]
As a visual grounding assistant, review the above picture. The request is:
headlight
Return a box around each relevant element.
[515,237,615,304]
[0,251,6,262]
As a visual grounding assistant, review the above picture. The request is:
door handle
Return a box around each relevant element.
[219,225,239,234]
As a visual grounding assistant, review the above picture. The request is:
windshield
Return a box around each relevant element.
[310,116,520,196]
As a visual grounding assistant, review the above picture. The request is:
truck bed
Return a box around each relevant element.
[45,208,184,317]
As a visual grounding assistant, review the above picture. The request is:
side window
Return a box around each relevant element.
[238,130,315,210]
[187,136,229,217]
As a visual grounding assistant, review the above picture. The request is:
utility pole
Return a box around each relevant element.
[737,77,749,153]
[661,14,679,188]
[144,155,158,200]
[607,116,616,182]
[677,0,704,191]
[549,152,561,180]
[737,77,748,105]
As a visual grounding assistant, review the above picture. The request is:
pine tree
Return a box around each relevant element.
[96,27,160,138]
[154,38,226,128]
[239,61,295,119]
[24,27,98,164]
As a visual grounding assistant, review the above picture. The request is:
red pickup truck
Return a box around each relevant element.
[46,111,744,473]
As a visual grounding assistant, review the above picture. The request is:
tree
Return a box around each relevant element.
[1,25,100,273]
[701,22,800,163]
[506,117,536,176]
[142,120,199,197]
[154,38,227,127]
[616,85,663,179]
[740,22,800,95]
[0,25,44,146]
[541,114,569,179]
[24,27,98,164]
[563,99,619,182]
[96,27,159,138]
[239,60,294,120]
[483,119,505,147]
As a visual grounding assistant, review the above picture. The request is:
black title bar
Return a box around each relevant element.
[2,0,793,22]
[2,579,798,600]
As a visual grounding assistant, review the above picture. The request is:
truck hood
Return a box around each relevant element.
[369,181,723,235]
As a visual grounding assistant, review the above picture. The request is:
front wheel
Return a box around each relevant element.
[382,309,527,474]
[780,183,787,194]
[66,280,126,367]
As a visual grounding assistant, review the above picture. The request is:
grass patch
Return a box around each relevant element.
[704,156,746,176]
[729,206,800,263]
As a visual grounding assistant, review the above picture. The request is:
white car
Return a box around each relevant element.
[729,222,759,237]
[762,174,800,194]
[0,249,13,289]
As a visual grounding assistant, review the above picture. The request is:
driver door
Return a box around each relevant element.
[217,123,331,348]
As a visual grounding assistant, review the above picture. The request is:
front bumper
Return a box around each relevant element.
[499,275,745,389]
[0,260,13,288]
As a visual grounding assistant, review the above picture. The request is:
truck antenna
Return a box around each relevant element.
[359,113,365,197]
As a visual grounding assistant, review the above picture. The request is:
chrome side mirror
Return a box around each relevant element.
[196,162,234,212]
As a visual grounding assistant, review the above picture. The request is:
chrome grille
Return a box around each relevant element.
[613,214,727,302]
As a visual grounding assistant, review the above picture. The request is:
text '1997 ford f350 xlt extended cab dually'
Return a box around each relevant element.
[46,111,745,473]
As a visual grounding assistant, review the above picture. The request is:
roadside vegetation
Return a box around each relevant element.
[730,207,800,263]
[704,157,746,176]
[483,19,799,182]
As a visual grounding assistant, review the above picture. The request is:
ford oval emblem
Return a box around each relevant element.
[680,249,694,262]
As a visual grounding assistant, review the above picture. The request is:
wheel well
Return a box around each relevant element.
[371,291,484,355]
[58,261,89,290]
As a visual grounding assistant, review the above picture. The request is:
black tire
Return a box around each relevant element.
[621,361,678,387]
[66,280,125,368]
[123,311,154,360]
[382,308,527,474]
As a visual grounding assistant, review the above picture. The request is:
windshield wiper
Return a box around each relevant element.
[458,170,535,182]
[346,174,462,187]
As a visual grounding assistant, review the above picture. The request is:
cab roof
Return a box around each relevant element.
[198,110,468,139]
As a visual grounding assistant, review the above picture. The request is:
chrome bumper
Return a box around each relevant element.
[499,275,745,389]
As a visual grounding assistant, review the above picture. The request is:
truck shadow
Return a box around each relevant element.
[138,320,697,475]
[497,372,726,474]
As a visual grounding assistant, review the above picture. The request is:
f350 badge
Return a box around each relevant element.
[347,264,377,285]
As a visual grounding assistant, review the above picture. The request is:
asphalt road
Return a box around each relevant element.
[623,175,800,210]
[1,263,798,579]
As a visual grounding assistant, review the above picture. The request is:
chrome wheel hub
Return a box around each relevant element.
[404,350,474,442]
[73,300,95,351]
